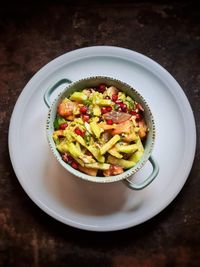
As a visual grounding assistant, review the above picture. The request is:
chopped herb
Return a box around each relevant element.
[54,115,67,129]
[84,131,91,146]
[114,104,120,110]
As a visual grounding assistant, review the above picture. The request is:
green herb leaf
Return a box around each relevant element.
[54,117,59,129]
[114,104,120,110]
[54,115,67,129]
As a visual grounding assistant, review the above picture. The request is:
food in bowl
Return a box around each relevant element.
[52,83,148,177]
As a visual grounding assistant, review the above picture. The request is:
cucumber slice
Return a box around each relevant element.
[100,135,120,155]
[85,162,110,170]
[107,155,136,169]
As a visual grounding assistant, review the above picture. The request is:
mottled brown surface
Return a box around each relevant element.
[0,1,199,267]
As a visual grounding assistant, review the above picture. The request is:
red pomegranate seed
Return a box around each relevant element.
[71,161,78,169]
[106,106,112,112]
[74,127,84,136]
[82,114,90,122]
[120,103,127,112]
[80,106,87,114]
[106,119,113,125]
[118,107,122,112]
[112,94,118,102]
[67,155,73,164]
[101,107,108,114]
[135,113,142,121]
[59,123,68,130]
[62,154,73,164]
[130,110,137,115]
[98,84,106,93]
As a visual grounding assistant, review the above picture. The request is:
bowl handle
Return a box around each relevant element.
[44,79,72,108]
[122,156,159,190]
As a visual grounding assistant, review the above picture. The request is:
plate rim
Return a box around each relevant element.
[8,46,197,231]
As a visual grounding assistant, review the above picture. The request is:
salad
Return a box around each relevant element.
[53,84,148,176]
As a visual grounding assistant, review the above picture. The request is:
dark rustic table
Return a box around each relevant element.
[0,1,199,266]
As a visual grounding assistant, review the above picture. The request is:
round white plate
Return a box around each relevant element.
[9,46,196,231]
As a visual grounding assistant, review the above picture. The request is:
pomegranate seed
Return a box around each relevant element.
[82,114,90,122]
[101,107,108,114]
[112,94,118,102]
[59,123,68,130]
[106,106,112,112]
[67,155,73,164]
[106,119,113,125]
[98,84,106,93]
[135,113,142,121]
[74,127,84,136]
[80,106,87,114]
[71,161,78,169]
[130,110,137,115]
[62,154,73,164]
[120,103,127,112]
[118,107,122,112]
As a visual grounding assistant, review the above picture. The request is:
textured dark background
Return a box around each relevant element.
[0,1,199,266]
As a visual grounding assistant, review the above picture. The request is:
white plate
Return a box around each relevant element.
[9,46,196,231]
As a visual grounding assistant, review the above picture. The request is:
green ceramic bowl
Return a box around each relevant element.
[44,76,159,190]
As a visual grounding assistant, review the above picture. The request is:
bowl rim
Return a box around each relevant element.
[46,76,156,183]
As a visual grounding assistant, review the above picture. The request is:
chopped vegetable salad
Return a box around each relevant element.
[53,84,148,176]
